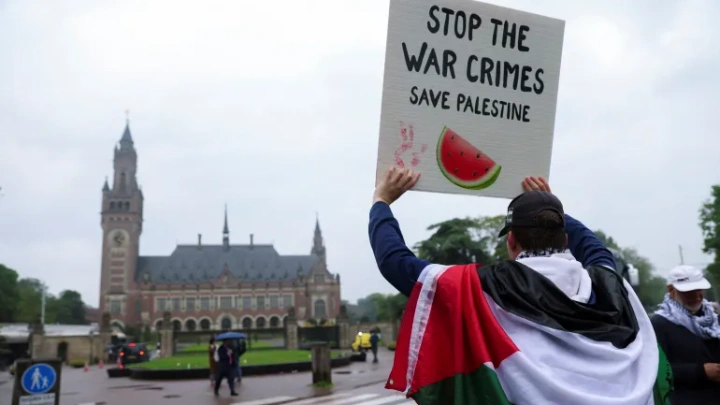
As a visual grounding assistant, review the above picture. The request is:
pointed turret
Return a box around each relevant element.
[120,120,133,144]
[311,213,326,260]
[102,177,110,192]
[222,204,230,250]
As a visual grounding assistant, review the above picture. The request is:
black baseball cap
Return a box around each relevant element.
[498,190,565,237]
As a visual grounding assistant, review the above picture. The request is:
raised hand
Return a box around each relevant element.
[521,176,552,193]
[374,166,421,205]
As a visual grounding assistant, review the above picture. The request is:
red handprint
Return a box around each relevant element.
[394,122,428,168]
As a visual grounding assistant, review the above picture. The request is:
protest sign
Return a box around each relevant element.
[375,0,565,198]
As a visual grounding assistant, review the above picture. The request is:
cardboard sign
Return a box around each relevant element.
[376,0,565,198]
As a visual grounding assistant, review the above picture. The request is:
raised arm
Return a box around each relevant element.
[520,177,615,271]
[564,214,616,271]
[368,201,430,296]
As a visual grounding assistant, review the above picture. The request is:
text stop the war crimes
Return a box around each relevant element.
[403,5,547,122]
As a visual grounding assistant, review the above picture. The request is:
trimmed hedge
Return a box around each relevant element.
[69,360,86,368]
[107,367,132,378]
[127,356,352,380]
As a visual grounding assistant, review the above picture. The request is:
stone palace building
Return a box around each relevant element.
[99,121,342,332]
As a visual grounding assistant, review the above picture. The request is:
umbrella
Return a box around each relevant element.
[215,331,246,341]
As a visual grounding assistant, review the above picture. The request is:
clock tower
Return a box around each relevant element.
[99,119,144,326]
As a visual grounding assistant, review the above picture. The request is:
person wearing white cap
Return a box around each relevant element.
[651,265,720,404]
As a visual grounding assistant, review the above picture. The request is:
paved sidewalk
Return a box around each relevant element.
[0,351,396,405]
[227,382,411,405]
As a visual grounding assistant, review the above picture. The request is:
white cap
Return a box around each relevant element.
[666,265,711,292]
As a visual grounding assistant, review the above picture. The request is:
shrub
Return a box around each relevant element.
[69,360,86,368]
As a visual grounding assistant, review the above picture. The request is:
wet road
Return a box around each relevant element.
[0,351,396,405]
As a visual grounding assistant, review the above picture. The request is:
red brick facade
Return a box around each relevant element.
[98,122,341,331]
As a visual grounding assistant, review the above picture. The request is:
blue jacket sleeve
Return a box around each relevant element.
[565,214,616,271]
[368,201,430,297]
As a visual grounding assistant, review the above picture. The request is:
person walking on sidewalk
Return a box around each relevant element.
[370,331,380,363]
[213,339,238,397]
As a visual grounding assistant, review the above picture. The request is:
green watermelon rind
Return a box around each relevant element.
[436,126,502,190]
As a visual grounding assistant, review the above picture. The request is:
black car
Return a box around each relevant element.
[118,343,149,366]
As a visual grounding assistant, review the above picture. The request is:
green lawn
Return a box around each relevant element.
[179,340,275,353]
[131,349,345,370]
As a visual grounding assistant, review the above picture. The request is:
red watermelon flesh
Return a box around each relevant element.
[436,126,501,190]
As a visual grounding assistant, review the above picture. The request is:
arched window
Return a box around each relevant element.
[221,317,232,330]
[256,317,266,329]
[172,320,182,331]
[269,316,280,328]
[314,299,327,318]
[155,320,163,331]
[185,319,196,331]
[124,201,130,211]
[242,317,252,330]
[199,319,211,330]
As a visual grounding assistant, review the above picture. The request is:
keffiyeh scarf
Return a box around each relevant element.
[655,293,720,339]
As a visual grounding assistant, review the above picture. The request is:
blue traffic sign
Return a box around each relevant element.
[21,363,56,394]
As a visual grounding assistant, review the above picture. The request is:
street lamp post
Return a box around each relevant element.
[41,284,47,325]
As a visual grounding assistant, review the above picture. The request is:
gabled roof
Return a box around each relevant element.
[135,244,320,284]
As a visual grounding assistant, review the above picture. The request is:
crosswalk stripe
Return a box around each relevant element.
[321,393,379,404]
[232,396,297,405]
[283,393,352,405]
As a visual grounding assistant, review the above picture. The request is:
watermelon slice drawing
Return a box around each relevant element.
[436,126,501,190]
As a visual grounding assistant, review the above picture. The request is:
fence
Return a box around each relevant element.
[298,326,339,349]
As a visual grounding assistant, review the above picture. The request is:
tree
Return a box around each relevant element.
[15,278,44,323]
[595,230,666,310]
[414,218,492,265]
[356,293,385,322]
[0,264,19,323]
[51,290,87,325]
[699,185,720,295]
[373,293,408,322]
[476,215,508,261]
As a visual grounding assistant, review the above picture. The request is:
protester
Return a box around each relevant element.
[213,339,238,397]
[208,338,217,388]
[369,166,665,405]
[651,265,720,404]
[370,331,380,363]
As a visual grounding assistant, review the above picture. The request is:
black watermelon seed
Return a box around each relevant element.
[485,167,489,172]
[453,168,459,173]
[460,151,464,156]
[472,171,477,177]
[476,153,480,158]
[451,135,454,140]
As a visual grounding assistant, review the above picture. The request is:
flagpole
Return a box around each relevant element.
[678,245,685,265]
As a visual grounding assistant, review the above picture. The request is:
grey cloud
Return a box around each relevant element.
[0,0,717,306]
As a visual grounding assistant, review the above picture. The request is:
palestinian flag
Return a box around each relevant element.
[386,262,673,405]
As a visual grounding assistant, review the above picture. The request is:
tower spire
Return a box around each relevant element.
[119,110,134,145]
[222,204,230,250]
[311,213,325,259]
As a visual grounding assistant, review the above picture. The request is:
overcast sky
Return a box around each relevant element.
[1,0,717,307]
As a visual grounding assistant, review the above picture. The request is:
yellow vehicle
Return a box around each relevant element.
[351,331,373,352]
